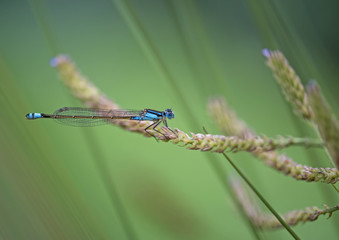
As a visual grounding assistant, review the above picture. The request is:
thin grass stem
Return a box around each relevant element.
[222,153,301,240]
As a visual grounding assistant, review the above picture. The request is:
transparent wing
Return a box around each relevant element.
[53,107,143,127]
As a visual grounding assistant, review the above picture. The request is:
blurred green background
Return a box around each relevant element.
[1,0,339,239]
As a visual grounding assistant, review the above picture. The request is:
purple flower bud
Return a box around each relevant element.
[262,48,270,58]
[49,57,59,67]
[50,55,70,67]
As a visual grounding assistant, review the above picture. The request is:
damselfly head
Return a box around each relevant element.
[165,109,174,119]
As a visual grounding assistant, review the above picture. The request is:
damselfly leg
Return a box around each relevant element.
[144,119,162,139]
[163,119,177,137]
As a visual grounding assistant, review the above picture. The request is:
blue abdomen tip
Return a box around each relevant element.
[26,113,43,119]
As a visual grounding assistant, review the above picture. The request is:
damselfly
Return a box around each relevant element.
[26,107,175,137]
